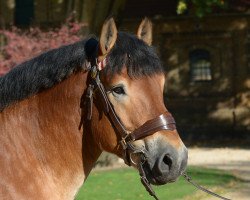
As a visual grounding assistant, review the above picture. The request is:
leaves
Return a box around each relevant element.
[177,0,227,17]
[0,19,87,76]
[177,0,188,15]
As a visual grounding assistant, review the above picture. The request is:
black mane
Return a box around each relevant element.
[0,32,164,111]
[0,39,88,111]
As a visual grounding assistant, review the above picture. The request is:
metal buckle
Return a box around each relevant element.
[120,138,128,150]
[120,133,131,150]
[130,150,146,166]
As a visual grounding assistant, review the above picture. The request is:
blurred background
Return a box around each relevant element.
[0,1,250,199]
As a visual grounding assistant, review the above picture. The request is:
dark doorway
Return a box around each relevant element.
[15,0,34,26]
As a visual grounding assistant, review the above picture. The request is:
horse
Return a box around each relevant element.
[0,18,188,200]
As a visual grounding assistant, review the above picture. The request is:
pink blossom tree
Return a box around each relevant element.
[0,20,87,76]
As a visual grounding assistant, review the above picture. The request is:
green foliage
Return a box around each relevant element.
[177,0,227,17]
[75,167,238,200]
[177,0,188,15]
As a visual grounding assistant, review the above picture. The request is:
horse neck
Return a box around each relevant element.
[37,71,102,169]
[35,71,103,189]
[1,71,102,199]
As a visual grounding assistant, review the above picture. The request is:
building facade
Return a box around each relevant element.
[122,15,250,144]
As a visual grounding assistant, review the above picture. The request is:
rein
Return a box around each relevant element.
[182,173,231,200]
[81,39,231,200]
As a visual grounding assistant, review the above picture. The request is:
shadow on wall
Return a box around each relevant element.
[158,17,250,146]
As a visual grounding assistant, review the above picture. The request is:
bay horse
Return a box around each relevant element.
[0,18,188,200]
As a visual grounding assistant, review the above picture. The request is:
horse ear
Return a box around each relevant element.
[99,18,117,60]
[137,18,152,45]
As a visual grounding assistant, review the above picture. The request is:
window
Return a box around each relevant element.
[189,49,212,81]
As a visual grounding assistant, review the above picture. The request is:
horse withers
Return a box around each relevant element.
[0,18,188,199]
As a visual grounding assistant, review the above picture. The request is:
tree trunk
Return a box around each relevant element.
[78,0,126,34]
[65,0,74,19]
[79,0,96,28]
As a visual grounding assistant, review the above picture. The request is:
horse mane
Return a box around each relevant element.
[0,39,89,111]
[0,32,164,111]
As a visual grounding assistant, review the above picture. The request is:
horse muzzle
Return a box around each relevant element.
[138,139,188,185]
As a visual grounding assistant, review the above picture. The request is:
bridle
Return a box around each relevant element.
[80,38,231,200]
[79,40,176,199]
[83,59,176,164]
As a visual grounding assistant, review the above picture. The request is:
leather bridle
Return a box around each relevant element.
[78,49,176,199]
[82,61,176,167]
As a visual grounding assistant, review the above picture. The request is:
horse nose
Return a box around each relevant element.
[155,153,173,175]
[149,143,188,185]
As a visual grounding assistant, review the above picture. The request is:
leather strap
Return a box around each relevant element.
[127,112,176,142]
[138,161,159,200]
[94,75,129,139]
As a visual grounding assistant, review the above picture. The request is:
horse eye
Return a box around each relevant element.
[112,86,125,95]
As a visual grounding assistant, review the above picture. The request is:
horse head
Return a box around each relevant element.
[86,18,188,186]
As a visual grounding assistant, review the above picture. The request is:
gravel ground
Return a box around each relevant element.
[188,148,250,200]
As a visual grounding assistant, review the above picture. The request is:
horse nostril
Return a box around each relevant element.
[163,154,172,169]
[155,154,173,175]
